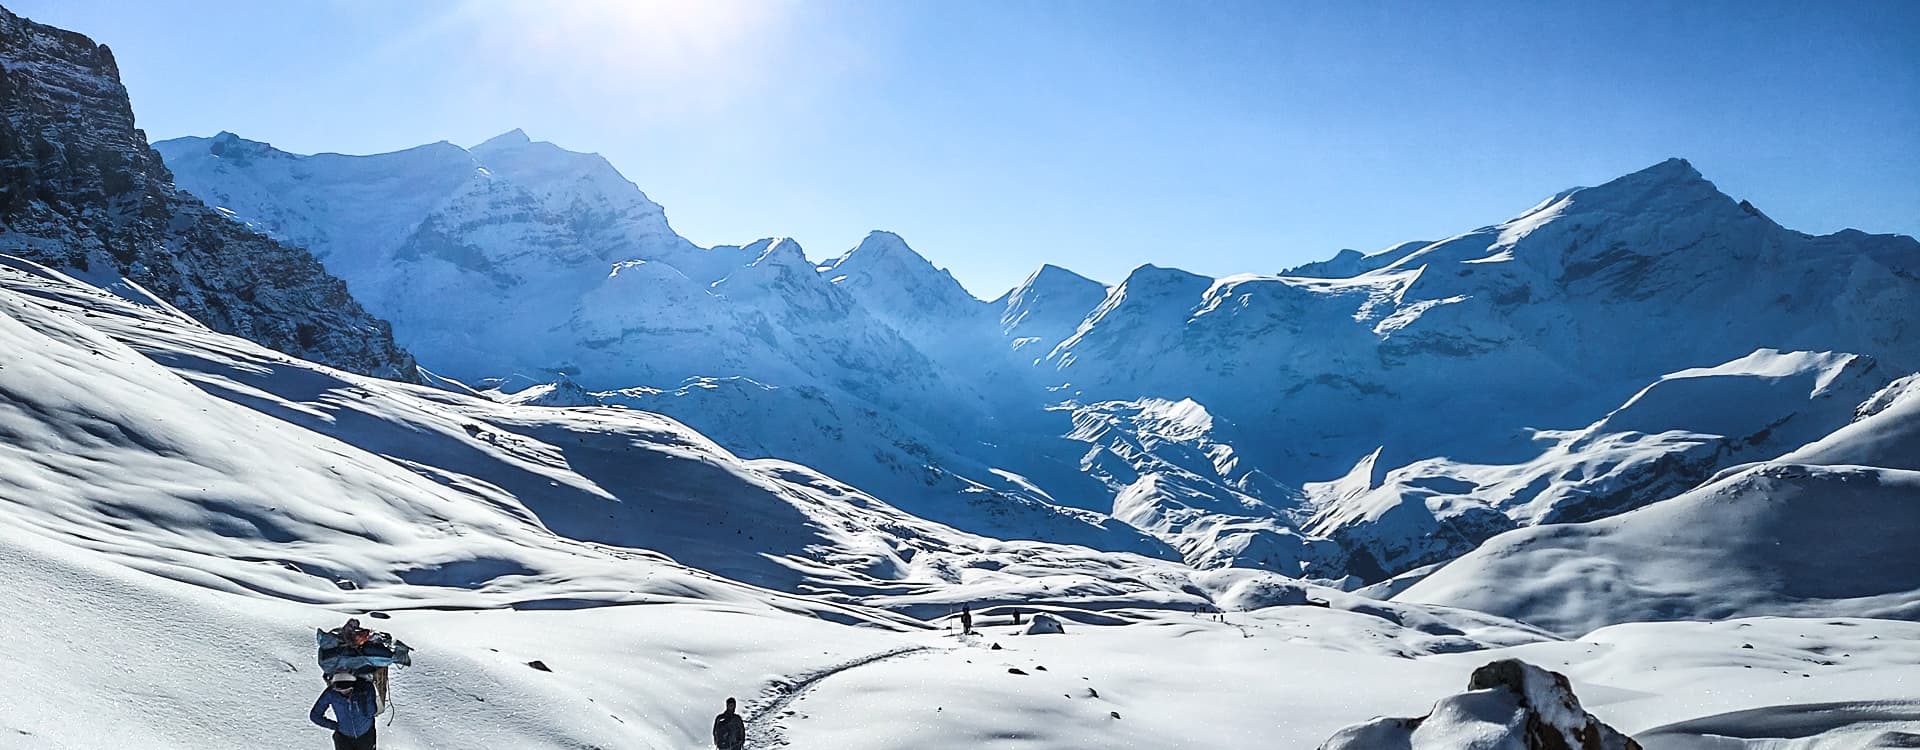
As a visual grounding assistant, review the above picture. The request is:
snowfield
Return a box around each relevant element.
[3,251,1919,748]
[3,5,1918,746]
[1396,372,1920,637]
[159,126,1920,589]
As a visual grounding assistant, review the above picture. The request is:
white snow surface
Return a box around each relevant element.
[155,134,1920,588]
[6,256,1918,748]
[1396,372,1920,636]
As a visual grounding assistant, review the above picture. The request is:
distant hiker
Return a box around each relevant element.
[960,604,974,635]
[1012,610,1023,625]
[713,697,746,750]
[311,671,381,749]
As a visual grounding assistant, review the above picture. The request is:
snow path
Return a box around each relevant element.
[744,645,936,747]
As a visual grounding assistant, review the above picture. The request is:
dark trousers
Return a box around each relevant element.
[332,728,376,750]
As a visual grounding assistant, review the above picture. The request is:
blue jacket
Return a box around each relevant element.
[310,683,380,738]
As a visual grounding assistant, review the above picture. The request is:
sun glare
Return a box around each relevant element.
[452,0,795,111]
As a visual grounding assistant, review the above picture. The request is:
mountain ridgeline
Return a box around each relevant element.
[156,125,1920,583]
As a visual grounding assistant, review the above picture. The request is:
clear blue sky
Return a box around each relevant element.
[16,0,1919,297]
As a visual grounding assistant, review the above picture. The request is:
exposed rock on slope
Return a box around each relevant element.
[1320,659,1640,750]
[0,7,414,379]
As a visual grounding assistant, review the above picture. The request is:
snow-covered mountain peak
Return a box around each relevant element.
[473,127,533,150]
[820,230,989,340]
[201,130,287,162]
[713,237,836,305]
[1123,263,1210,286]
[1100,264,1213,310]
[840,229,917,262]
[996,263,1109,355]
[1547,156,1738,220]
[823,231,973,297]
[464,130,663,213]
[1283,241,1431,279]
[1029,263,1102,290]
[746,236,809,268]
[995,264,1105,309]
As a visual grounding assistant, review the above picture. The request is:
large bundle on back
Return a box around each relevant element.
[317,618,413,711]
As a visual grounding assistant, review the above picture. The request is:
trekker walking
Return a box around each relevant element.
[960,603,974,635]
[311,670,381,749]
[713,697,746,750]
[317,617,410,710]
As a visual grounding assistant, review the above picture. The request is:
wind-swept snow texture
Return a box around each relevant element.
[0,251,1576,749]
[1397,375,1920,637]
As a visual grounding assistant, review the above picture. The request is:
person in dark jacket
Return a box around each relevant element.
[713,697,746,750]
[960,603,974,635]
[312,671,381,749]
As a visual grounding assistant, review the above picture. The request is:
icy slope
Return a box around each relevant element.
[994,263,1110,362]
[157,112,1920,585]
[4,255,1918,750]
[0,7,413,378]
[593,377,1173,559]
[821,230,996,361]
[1394,375,1920,636]
[1305,349,1895,578]
[156,133,982,405]
[0,252,1311,617]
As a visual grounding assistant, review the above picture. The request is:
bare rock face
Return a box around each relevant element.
[1320,659,1640,750]
[0,6,415,380]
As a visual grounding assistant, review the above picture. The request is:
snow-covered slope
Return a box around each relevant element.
[0,248,1597,749]
[154,108,1919,588]
[156,136,1068,549]
[152,130,725,385]
[155,133,999,411]
[1282,239,1431,278]
[994,263,1110,362]
[1305,348,1897,578]
[821,230,995,355]
[1052,159,1918,484]
[0,7,414,379]
[10,7,1920,747]
[1395,374,1920,637]
[7,257,1910,750]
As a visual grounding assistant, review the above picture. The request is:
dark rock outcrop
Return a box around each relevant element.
[0,5,415,379]
[1320,658,1640,749]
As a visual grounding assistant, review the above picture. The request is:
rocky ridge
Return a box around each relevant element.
[0,6,414,379]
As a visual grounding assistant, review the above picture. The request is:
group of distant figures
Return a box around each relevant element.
[954,602,1025,635]
[307,608,1035,750]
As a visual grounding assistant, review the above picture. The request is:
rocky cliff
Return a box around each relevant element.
[0,6,414,379]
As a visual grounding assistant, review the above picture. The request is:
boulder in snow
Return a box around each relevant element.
[1023,613,1066,635]
[1319,658,1639,750]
